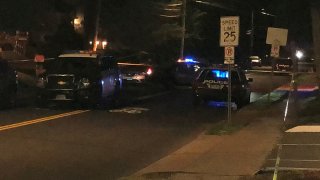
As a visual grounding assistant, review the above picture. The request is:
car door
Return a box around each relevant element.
[100,56,118,97]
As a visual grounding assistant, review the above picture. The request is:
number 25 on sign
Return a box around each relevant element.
[220,16,240,47]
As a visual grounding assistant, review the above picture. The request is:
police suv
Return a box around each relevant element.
[37,52,122,107]
[192,65,252,108]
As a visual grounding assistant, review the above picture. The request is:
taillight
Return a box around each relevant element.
[147,68,152,75]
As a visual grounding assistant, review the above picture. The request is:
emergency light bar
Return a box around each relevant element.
[212,70,228,78]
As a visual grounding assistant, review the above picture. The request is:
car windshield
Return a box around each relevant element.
[176,63,203,73]
[46,57,99,75]
[119,65,148,73]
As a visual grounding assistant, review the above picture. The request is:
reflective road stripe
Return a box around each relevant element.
[0,110,90,132]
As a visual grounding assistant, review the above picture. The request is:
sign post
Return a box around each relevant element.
[220,16,239,124]
[266,27,288,102]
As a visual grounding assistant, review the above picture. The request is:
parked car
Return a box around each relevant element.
[192,65,252,108]
[274,58,293,71]
[0,59,17,108]
[118,63,153,83]
[36,52,122,107]
[250,56,262,67]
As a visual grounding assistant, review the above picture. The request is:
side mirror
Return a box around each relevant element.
[247,78,253,82]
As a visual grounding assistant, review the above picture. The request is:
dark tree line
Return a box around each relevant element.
[0,0,313,65]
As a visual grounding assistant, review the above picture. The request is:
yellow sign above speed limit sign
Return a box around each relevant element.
[220,16,239,47]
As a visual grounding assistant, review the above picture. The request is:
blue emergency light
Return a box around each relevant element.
[212,70,228,78]
[184,58,196,63]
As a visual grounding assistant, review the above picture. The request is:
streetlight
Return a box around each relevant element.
[261,9,276,17]
[295,50,304,60]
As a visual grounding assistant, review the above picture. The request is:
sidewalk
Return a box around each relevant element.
[122,77,319,180]
[121,92,287,180]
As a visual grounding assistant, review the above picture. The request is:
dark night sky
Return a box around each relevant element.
[0,0,314,60]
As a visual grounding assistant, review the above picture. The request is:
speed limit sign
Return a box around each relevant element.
[220,16,240,47]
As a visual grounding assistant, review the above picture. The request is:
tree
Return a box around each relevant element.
[151,0,206,64]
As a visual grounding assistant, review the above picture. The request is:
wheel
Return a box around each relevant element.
[236,96,250,109]
[245,96,250,105]
[2,86,17,108]
[7,92,17,108]
[111,82,121,109]
[192,95,202,106]
[235,97,244,109]
[35,96,47,108]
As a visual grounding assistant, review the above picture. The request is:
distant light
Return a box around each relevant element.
[295,50,304,60]
[147,68,152,75]
[185,58,196,63]
[102,41,108,49]
[74,18,81,25]
[89,41,93,45]
[96,41,100,45]
[101,80,104,85]
[177,58,198,63]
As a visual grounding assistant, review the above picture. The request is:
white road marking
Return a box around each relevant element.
[280,143,320,146]
[286,126,320,133]
[273,144,282,180]
[109,107,149,114]
[268,159,320,162]
[264,167,320,172]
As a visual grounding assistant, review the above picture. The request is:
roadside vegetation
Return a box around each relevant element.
[299,95,320,124]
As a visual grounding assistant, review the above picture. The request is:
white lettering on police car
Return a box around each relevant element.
[203,80,228,85]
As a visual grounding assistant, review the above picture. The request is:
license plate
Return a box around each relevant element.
[55,94,66,100]
[207,84,221,89]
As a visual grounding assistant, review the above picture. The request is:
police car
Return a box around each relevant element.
[192,65,252,108]
[36,52,122,107]
[173,58,206,85]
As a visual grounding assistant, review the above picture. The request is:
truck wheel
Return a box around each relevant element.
[192,95,202,106]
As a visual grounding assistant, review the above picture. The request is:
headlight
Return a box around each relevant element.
[78,78,90,89]
[36,77,47,88]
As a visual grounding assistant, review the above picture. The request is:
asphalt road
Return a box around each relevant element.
[0,72,291,179]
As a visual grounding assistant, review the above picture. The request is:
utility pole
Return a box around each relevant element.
[93,0,101,51]
[311,2,320,81]
[180,0,186,59]
[83,0,101,51]
[250,10,254,57]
